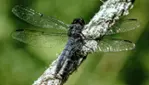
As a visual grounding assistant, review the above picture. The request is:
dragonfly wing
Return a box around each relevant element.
[12,29,67,47]
[97,38,135,52]
[106,19,140,35]
[12,5,69,30]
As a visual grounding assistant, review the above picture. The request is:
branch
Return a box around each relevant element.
[32,0,135,85]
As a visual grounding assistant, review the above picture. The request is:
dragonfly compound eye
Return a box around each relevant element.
[72,18,85,26]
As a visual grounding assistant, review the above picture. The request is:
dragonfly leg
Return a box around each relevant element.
[53,73,63,80]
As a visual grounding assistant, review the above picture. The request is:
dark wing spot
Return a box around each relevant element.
[16,29,24,31]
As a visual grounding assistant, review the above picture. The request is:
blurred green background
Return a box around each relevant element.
[0,0,148,85]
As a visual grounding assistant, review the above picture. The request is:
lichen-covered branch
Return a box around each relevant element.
[32,0,135,85]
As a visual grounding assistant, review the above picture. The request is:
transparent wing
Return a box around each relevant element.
[97,38,135,52]
[12,29,67,47]
[12,5,69,30]
[106,19,140,35]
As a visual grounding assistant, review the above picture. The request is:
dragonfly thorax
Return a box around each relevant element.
[68,18,85,38]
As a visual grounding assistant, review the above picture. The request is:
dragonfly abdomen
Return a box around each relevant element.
[55,37,84,77]
[55,39,75,74]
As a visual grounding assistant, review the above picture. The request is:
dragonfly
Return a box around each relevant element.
[12,5,139,83]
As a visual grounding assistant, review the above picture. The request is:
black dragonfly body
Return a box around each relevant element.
[55,18,86,81]
[11,5,139,83]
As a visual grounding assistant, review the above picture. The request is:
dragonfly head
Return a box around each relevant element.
[72,18,85,26]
